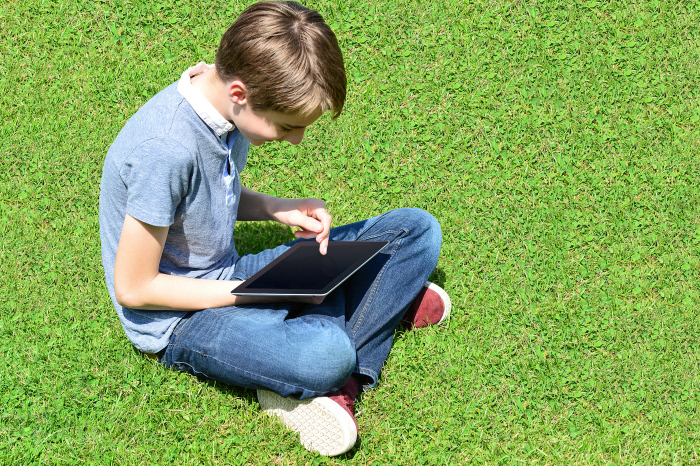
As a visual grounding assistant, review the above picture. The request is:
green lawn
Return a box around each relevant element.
[1,0,699,464]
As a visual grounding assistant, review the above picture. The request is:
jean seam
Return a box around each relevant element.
[355,210,400,236]
[168,345,329,397]
[350,227,409,335]
[350,215,384,238]
[362,231,399,241]
[170,313,194,348]
[232,263,251,280]
[356,366,378,384]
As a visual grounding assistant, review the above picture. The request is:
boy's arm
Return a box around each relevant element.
[113,214,271,310]
[238,186,332,254]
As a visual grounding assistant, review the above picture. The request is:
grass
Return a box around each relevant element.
[1,0,699,463]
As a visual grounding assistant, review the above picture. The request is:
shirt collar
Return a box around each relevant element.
[177,62,234,137]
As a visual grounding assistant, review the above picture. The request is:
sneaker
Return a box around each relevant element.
[402,281,451,328]
[257,377,359,456]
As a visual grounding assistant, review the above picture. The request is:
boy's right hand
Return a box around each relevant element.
[269,197,332,255]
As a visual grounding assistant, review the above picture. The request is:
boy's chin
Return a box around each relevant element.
[241,134,279,146]
[246,136,272,146]
[244,137,266,146]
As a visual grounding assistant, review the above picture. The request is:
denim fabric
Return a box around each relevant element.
[159,208,442,399]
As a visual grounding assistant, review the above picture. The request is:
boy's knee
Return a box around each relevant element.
[411,208,441,241]
[389,208,442,253]
[293,323,356,393]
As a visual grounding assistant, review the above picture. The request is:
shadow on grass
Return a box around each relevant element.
[200,377,259,406]
[428,266,447,289]
[233,220,295,257]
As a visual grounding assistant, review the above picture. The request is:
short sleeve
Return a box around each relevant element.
[120,138,194,227]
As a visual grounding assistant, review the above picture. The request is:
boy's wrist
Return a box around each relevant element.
[264,195,285,222]
[239,187,282,222]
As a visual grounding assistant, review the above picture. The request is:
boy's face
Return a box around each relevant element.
[232,105,323,147]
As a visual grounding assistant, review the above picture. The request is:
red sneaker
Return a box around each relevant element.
[258,377,359,456]
[402,281,451,328]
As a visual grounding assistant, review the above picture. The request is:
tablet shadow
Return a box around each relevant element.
[234,221,296,256]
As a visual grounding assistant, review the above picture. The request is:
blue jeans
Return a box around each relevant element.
[159,208,441,399]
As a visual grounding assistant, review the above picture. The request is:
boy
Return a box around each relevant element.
[99,1,450,456]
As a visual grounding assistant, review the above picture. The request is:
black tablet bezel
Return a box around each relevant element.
[230,241,388,297]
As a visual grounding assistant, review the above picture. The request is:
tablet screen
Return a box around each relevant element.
[231,241,388,296]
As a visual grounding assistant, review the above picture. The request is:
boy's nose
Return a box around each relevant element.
[283,128,305,145]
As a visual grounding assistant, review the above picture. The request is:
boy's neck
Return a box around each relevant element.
[191,67,234,124]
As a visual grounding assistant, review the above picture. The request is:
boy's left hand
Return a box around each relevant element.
[271,197,332,254]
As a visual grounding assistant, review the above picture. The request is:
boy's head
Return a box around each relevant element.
[216,1,346,119]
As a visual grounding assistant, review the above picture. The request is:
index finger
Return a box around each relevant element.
[315,208,332,254]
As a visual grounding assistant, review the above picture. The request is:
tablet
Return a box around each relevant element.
[230,241,388,297]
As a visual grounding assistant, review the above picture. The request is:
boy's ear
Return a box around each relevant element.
[228,80,249,106]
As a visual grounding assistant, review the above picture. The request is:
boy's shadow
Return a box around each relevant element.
[233,221,295,256]
[427,266,447,290]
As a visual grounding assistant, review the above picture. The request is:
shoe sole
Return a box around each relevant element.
[425,281,451,325]
[257,389,357,456]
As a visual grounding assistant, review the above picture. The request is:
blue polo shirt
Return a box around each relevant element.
[99,64,249,353]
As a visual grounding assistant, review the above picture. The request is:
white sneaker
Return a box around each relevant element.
[257,378,359,456]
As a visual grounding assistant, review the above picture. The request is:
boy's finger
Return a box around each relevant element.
[319,236,329,255]
[314,209,332,236]
[294,229,317,239]
[320,210,332,233]
[310,208,331,255]
[290,211,323,233]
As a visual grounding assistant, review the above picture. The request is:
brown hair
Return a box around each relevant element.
[215,1,346,118]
